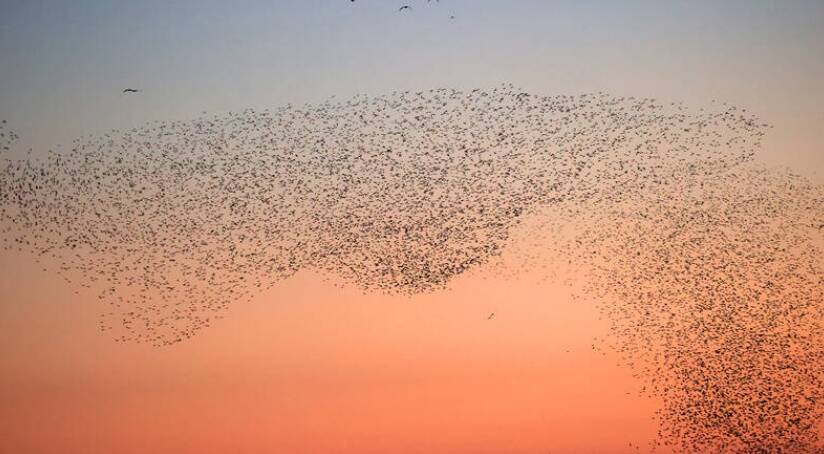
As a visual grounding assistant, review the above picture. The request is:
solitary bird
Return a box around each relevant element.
[399,5,412,11]
[123,88,141,93]
[488,312,495,320]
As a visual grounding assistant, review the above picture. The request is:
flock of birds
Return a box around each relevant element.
[0,85,822,452]
[526,165,824,452]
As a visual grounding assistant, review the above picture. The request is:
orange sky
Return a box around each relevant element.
[1,2,823,453]
[0,244,669,454]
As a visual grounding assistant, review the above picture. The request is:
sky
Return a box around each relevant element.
[1,1,822,175]
[1,1,823,453]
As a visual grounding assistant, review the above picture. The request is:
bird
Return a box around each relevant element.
[399,5,412,12]
[122,88,140,93]
[487,312,495,320]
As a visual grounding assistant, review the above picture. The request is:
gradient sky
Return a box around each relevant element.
[1,1,823,453]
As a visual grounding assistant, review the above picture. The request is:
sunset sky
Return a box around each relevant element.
[1,1,823,453]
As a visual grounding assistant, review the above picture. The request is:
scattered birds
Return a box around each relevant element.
[349,1,454,21]
[0,85,822,451]
[0,120,19,152]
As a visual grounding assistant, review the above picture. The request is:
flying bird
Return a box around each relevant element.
[487,312,495,320]
[399,5,412,12]
[122,89,140,93]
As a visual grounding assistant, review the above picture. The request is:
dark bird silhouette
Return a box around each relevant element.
[399,5,412,12]
[122,88,140,93]
[487,312,495,320]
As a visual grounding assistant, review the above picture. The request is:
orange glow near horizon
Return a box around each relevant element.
[1,245,671,453]
[1,2,823,452]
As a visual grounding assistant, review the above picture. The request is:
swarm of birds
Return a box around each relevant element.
[0,85,822,451]
[533,165,824,453]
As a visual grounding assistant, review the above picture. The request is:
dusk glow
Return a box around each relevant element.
[1,2,823,453]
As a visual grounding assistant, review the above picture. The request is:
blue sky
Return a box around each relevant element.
[1,0,822,174]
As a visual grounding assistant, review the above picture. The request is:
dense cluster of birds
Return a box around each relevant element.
[0,85,822,451]
[527,166,824,453]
